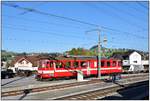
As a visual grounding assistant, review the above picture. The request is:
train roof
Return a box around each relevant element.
[50,55,121,61]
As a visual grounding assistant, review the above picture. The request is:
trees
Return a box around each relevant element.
[67,48,97,56]
[1,50,15,62]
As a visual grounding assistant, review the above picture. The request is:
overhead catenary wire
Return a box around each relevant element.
[4,37,97,52]
[2,2,148,52]
[4,22,147,45]
[3,14,91,30]
[2,3,99,28]
[86,3,147,31]
[124,3,148,14]
[19,2,46,15]
[103,3,146,22]
[3,25,89,40]
[5,37,96,46]
[136,1,148,10]
[3,2,147,39]
[3,4,147,40]
[3,22,89,38]
[101,27,147,39]
[83,3,148,36]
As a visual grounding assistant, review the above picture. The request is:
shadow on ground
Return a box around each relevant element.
[98,80,149,100]
[2,77,26,86]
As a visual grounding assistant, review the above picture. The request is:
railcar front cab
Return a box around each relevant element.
[37,60,55,79]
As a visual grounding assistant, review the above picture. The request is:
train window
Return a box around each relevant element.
[56,62,63,68]
[112,61,116,67]
[107,61,110,67]
[94,61,97,67]
[101,61,105,67]
[50,61,53,67]
[73,62,79,68]
[42,62,45,68]
[81,61,87,68]
[46,62,50,68]
[65,62,71,68]
[118,61,122,66]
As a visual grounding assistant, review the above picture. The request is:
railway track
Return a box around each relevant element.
[2,73,148,97]
[55,80,148,100]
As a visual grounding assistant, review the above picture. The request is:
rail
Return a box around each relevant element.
[54,79,148,100]
[2,73,148,97]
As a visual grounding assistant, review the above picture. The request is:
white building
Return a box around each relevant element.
[128,51,144,71]
[9,56,39,73]
[113,51,149,72]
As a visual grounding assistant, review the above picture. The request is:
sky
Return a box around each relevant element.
[2,1,149,53]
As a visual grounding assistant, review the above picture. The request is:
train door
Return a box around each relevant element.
[81,60,90,76]
[86,61,91,75]
[54,60,65,77]
[47,60,55,77]
[64,60,74,77]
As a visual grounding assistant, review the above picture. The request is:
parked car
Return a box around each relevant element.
[1,69,15,79]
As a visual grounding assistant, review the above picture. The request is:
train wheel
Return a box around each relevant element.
[52,78,56,81]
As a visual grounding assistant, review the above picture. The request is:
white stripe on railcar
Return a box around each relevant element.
[38,67,122,74]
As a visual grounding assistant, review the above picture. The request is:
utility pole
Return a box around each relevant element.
[97,29,101,79]
[86,28,101,79]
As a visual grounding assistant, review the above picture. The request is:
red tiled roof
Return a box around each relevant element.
[10,55,51,67]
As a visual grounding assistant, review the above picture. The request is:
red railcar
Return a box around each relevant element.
[36,56,122,80]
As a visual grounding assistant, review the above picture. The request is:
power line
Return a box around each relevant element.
[3,14,90,30]
[105,3,146,22]
[3,14,147,40]
[4,37,93,46]
[3,3,99,28]
[83,3,148,35]
[90,3,146,30]
[3,22,88,37]
[4,37,97,52]
[3,25,97,43]
[136,1,148,10]
[101,27,147,39]
[19,2,46,15]
[3,3,147,40]
[3,25,87,39]
[125,3,147,14]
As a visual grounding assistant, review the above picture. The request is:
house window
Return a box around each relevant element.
[133,61,137,63]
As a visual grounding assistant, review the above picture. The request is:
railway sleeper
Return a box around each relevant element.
[56,80,148,100]
[2,75,148,97]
